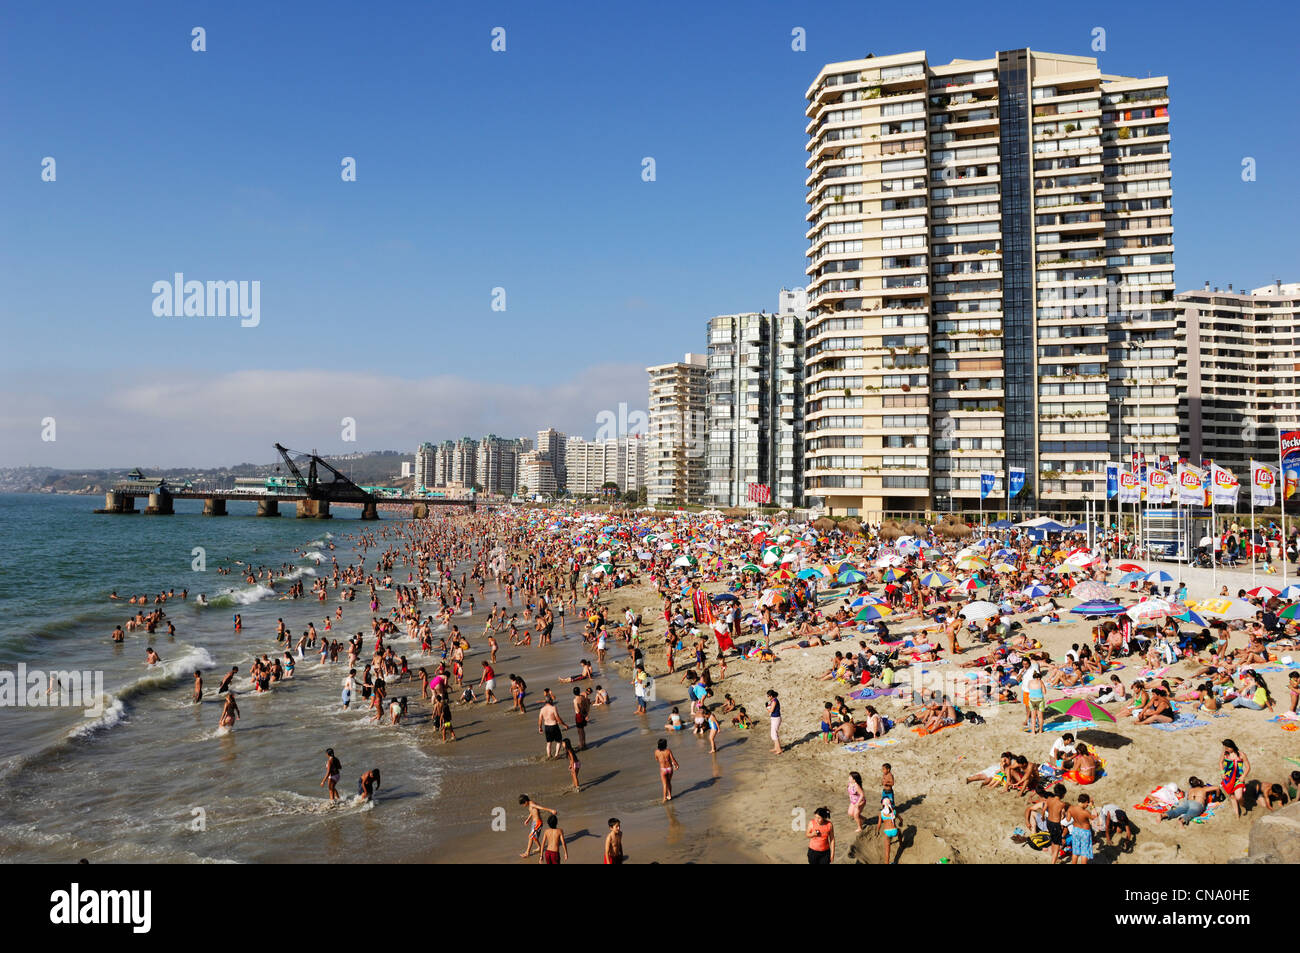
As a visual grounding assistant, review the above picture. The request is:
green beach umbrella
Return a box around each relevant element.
[1045,698,1116,723]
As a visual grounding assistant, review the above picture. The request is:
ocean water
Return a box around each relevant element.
[0,493,451,862]
[0,493,756,864]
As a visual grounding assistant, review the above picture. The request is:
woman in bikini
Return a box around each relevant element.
[654,738,680,802]
[1220,739,1251,817]
[846,771,867,831]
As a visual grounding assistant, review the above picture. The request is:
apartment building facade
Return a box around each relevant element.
[647,354,708,506]
[535,428,567,491]
[705,288,807,508]
[1178,281,1300,475]
[802,49,1174,517]
[565,435,646,496]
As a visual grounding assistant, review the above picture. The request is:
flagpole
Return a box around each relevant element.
[1250,459,1257,590]
[1281,442,1289,589]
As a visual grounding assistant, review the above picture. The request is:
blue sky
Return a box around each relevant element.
[1,0,1296,466]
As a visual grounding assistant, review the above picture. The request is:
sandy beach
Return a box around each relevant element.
[579,559,1299,865]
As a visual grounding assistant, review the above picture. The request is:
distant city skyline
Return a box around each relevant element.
[3,0,1296,467]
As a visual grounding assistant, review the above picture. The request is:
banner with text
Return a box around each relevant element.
[1177,464,1204,506]
[1147,468,1172,504]
[1118,469,1141,504]
[1252,461,1277,507]
[1009,467,1026,498]
[979,472,995,499]
[1210,464,1239,506]
[1282,431,1300,501]
[1106,463,1120,499]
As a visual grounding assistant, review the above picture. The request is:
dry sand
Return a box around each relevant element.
[605,570,1297,865]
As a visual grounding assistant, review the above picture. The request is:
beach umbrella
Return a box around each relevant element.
[1115,563,1145,573]
[854,605,891,622]
[1247,586,1282,600]
[1174,609,1209,627]
[1021,583,1052,597]
[880,568,906,582]
[1188,597,1257,621]
[960,601,1000,620]
[1278,585,1300,601]
[772,568,796,582]
[850,593,888,608]
[1117,572,1148,584]
[955,554,988,571]
[672,554,698,568]
[597,550,612,561]
[1070,600,1125,616]
[759,589,787,608]
[796,567,827,580]
[992,562,1018,573]
[834,561,858,575]
[1279,604,1300,621]
[875,554,905,568]
[919,571,952,588]
[1045,698,1116,723]
[710,592,740,603]
[954,577,987,591]
[590,566,608,577]
[837,569,867,585]
[1145,570,1175,583]
[740,563,764,574]
[1125,598,1178,622]
[1072,580,1112,602]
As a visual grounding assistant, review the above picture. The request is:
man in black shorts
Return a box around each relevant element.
[537,696,568,759]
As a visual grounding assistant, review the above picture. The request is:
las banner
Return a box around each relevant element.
[1177,464,1204,505]
[1118,469,1141,503]
[1252,461,1277,506]
[1147,468,1172,504]
[1209,464,1239,506]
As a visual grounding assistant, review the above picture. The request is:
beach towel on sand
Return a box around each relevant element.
[841,737,901,753]
[1039,719,1096,733]
[912,721,960,737]
[1151,716,1209,732]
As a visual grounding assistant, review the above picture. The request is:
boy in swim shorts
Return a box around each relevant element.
[1068,793,1097,863]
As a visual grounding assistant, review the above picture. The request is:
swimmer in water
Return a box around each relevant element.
[146,647,162,666]
[358,768,381,802]
[192,670,202,703]
[218,692,240,728]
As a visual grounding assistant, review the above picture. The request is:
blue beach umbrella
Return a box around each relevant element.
[1021,583,1052,597]
[1069,600,1125,616]
[1146,570,1175,583]
[837,570,867,585]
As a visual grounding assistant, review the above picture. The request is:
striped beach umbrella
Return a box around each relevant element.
[1145,570,1175,584]
[1021,583,1052,597]
[837,569,867,585]
[919,571,952,588]
[1247,586,1282,600]
[854,605,891,622]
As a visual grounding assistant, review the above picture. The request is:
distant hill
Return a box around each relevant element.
[0,451,414,495]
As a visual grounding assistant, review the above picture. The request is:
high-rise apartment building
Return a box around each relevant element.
[519,450,557,496]
[1178,281,1300,474]
[477,435,525,496]
[803,49,1174,517]
[705,288,806,508]
[415,442,437,489]
[647,354,708,506]
[565,434,647,496]
[536,428,567,491]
